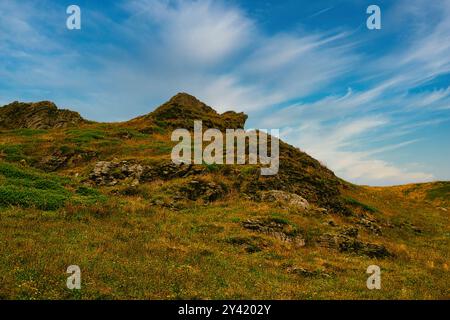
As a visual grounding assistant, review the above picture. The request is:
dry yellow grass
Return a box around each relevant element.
[0,101,448,299]
[0,177,448,299]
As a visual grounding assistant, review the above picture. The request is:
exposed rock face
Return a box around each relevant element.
[39,153,72,172]
[129,93,247,131]
[38,149,98,172]
[0,101,86,129]
[88,160,204,186]
[242,139,350,215]
[148,161,204,180]
[260,190,310,210]
[89,161,144,186]
[358,217,383,235]
[242,218,306,247]
[318,229,391,258]
[178,179,227,202]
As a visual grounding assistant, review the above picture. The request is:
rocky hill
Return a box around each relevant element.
[0,93,448,299]
[0,101,86,130]
[0,94,348,214]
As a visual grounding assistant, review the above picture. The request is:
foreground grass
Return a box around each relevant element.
[0,183,448,299]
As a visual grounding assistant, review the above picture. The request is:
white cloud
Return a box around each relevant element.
[281,118,434,186]
[124,0,253,66]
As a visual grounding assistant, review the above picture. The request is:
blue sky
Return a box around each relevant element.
[0,0,449,186]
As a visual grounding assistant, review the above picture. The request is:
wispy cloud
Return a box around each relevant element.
[307,6,334,19]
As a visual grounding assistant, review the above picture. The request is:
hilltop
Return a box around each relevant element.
[127,93,247,131]
[0,94,448,299]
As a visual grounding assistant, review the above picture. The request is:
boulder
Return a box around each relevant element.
[260,190,310,210]
[178,179,227,202]
[89,160,144,186]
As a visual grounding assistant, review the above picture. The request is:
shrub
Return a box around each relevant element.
[0,161,39,180]
[0,185,67,210]
[0,144,25,161]
[76,185,101,196]
[204,162,221,173]
[0,162,107,211]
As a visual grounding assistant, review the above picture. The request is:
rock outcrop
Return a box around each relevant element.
[88,160,204,186]
[260,190,310,210]
[128,92,247,131]
[242,218,306,247]
[241,138,350,215]
[0,101,86,129]
[318,228,391,258]
[178,179,227,202]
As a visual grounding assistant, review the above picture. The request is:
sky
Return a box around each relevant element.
[0,0,449,186]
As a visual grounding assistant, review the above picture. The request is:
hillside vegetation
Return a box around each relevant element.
[0,93,448,299]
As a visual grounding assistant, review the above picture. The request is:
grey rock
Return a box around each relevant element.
[318,232,391,258]
[260,190,310,210]
[242,218,306,247]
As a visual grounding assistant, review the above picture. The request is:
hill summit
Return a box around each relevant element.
[128,92,248,131]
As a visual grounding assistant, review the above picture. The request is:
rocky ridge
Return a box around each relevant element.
[0,101,86,129]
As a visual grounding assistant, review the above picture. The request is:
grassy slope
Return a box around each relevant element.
[0,125,449,299]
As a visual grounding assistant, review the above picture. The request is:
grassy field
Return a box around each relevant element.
[0,161,448,299]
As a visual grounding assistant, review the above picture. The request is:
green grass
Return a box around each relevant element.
[114,128,149,139]
[0,185,68,210]
[76,185,101,197]
[0,161,68,183]
[426,182,450,201]
[343,196,379,213]
[0,144,25,161]
[66,129,106,143]
[203,162,222,173]
[0,162,106,210]
[11,129,47,136]
[0,161,70,210]
[150,142,173,155]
